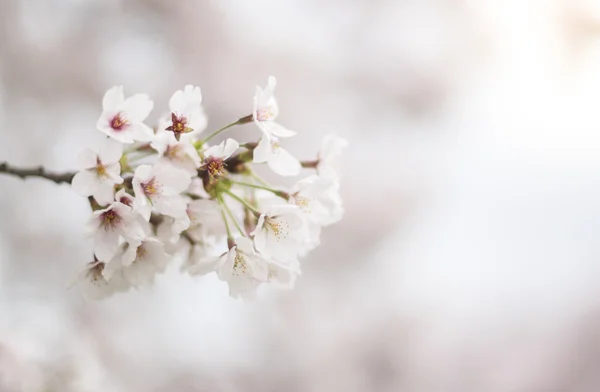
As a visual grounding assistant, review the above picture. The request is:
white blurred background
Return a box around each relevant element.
[2,0,600,390]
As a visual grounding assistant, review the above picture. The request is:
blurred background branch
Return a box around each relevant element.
[0,162,74,184]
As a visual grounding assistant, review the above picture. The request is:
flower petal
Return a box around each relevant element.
[121,94,153,122]
[77,149,97,170]
[188,255,221,276]
[268,147,301,176]
[133,165,153,182]
[252,134,271,163]
[94,229,120,262]
[93,183,116,206]
[253,229,268,257]
[154,195,188,218]
[221,138,239,159]
[102,86,124,112]
[104,163,123,184]
[127,123,154,142]
[71,170,97,196]
[236,237,255,255]
[98,138,123,164]
[261,121,296,138]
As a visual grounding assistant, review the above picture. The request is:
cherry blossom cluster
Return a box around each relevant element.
[72,77,347,299]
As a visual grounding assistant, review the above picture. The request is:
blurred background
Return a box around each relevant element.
[3,0,600,390]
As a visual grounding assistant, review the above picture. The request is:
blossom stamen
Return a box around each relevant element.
[233,252,248,275]
[166,112,193,141]
[86,262,106,282]
[292,193,312,212]
[119,196,132,206]
[264,217,289,241]
[110,112,129,131]
[142,177,161,199]
[164,144,182,160]
[256,107,276,122]
[136,245,148,261]
[205,157,227,179]
[95,158,108,178]
[100,209,122,230]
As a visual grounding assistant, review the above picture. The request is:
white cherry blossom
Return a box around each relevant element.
[97,86,154,143]
[87,201,146,262]
[71,138,123,206]
[64,79,347,300]
[289,175,343,226]
[166,85,207,140]
[187,237,270,298]
[253,76,295,138]
[104,238,169,287]
[218,237,269,298]
[182,238,221,275]
[317,134,348,180]
[266,260,300,289]
[252,204,305,263]
[185,199,227,242]
[253,133,300,176]
[114,188,153,236]
[78,261,130,300]
[132,163,192,221]
[151,128,201,175]
[203,138,239,179]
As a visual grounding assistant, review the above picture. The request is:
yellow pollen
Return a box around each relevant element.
[165,144,182,159]
[233,253,248,275]
[293,195,311,208]
[265,217,289,241]
[142,177,160,197]
[95,159,107,178]
[136,245,147,261]
[165,113,192,140]
[206,158,226,178]
[101,209,121,230]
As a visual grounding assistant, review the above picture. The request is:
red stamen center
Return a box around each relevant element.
[110,112,129,131]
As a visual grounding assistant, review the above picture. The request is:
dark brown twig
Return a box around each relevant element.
[0,162,75,184]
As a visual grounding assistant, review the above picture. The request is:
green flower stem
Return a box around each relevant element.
[202,115,253,144]
[218,197,234,242]
[230,181,289,199]
[224,190,262,217]
[222,198,247,237]
[247,169,270,187]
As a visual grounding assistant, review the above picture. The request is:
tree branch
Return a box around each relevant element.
[0,162,75,184]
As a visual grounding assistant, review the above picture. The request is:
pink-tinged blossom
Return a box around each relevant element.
[78,261,129,300]
[87,201,146,262]
[97,86,154,143]
[72,138,123,206]
[253,76,296,138]
[132,163,192,221]
[104,238,170,287]
[151,128,201,175]
[165,85,207,140]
